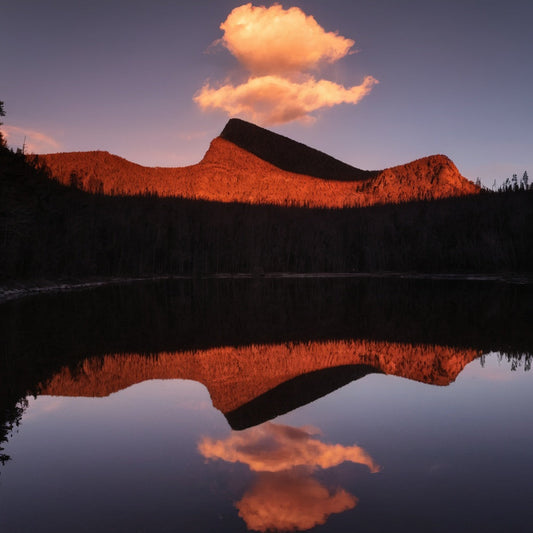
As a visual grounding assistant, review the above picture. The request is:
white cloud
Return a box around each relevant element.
[1,125,61,153]
[219,3,355,75]
[195,74,377,125]
[194,3,377,125]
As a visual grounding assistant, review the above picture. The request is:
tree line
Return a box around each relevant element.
[498,171,530,192]
[1,143,531,281]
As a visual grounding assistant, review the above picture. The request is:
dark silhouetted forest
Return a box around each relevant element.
[0,144,531,281]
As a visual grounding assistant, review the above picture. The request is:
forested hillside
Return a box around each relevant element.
[1,144,531,281]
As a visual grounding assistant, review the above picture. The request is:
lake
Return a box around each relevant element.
[1,277,532,532]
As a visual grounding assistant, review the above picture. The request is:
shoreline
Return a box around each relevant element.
[1,271,532,305]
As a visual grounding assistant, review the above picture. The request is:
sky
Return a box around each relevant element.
[1,0,532,187]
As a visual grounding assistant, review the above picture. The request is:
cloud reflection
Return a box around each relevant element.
[199,422,379,531]
[199,422,380,473]
[237,471,356,532]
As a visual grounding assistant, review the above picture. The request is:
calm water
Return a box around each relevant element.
[1,278,532,532]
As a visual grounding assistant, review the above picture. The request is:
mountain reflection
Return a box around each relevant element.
[39,340,482,428]
[2,277,532,470]
[198,422,379,531]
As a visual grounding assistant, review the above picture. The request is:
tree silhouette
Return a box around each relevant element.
[498,172,530,192]
[522,171,529,190]
[0,101,6,147]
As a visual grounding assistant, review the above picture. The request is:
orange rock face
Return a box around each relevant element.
[35,120,479,207]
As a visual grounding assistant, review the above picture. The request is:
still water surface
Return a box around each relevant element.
[0,278,532,532]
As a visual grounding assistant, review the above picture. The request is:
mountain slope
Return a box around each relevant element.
[35,119,480,207]
[220,118,377,181]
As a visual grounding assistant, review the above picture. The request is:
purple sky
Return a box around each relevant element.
[2,0,532,187]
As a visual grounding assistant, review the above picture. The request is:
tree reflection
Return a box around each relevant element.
[498,351,532,372]
[0,398,28,469]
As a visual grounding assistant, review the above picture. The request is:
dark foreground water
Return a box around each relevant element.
[1,278,532,532]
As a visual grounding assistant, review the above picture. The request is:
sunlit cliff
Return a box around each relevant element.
[35,119,479,207]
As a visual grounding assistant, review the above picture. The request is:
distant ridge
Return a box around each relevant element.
[35,118,480,207]
[220,118,378,181]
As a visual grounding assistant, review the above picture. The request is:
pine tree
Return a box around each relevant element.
[0,101,6,147]
[521,171,529,190]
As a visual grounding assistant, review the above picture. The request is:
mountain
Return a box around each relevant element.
[35,118,479,207]
[219,118,377,181]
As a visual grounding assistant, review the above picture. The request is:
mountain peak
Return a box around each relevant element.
[35,119,480,206]
[220,118,377,181]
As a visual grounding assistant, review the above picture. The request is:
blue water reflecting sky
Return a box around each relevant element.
[1,353,532,533]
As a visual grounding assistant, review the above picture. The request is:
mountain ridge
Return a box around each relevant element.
[35,118,480,207]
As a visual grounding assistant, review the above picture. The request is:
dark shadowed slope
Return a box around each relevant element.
[220,118,377,181]
[35,119,480,207]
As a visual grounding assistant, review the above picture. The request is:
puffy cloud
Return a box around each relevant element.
[1,125,61,153]
[194,74,377,125]
[194,3,377,125]
[198,422,380,473]
[236,471,357,532]
[219,3,354,75]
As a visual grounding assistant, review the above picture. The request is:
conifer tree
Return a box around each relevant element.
[0,101,6,147]
[522,171,529,190]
